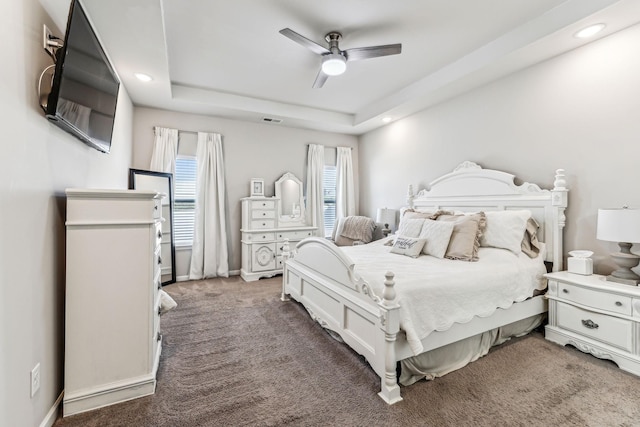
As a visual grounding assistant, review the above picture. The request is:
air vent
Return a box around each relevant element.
[262,117,283,124]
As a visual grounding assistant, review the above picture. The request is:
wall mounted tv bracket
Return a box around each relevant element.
[38,25,64,112]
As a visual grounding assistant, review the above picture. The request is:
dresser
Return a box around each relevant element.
[545,271,640,377]
[240,196,316,281]
[63,189,164,416]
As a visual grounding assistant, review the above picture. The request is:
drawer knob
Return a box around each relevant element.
[615,301,623,307]
[158,230,162,238]
[562,288,569,294]
[154,205,158,210]
[157,333,162,342]
[158,257,162,265]
[581,319,599,329]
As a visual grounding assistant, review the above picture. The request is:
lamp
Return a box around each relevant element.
[321,53,347,76]
[597,207,640,285]
[376,208,397,237]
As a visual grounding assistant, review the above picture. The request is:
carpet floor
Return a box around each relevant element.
[54,276,640,427]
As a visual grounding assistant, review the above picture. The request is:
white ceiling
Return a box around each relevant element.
[46,0,640,134]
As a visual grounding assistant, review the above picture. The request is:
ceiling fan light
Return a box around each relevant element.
[322,54,347,76]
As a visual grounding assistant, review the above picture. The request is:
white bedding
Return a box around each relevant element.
[340,239,547,355]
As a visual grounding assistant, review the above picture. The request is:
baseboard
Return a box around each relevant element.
[40,391,63,427]
[177,271,240,282]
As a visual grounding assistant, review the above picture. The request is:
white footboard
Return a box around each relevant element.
[281,237,403,404]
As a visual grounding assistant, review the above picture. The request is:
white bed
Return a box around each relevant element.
[281,161,569,404]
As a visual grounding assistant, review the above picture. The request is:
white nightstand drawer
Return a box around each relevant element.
[557,282,632,316]
[557,302,633,352]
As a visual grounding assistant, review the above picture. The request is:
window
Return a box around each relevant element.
[174,156,197,246]
[323,165,337,237]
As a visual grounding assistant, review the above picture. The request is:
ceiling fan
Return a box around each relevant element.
[279,28,402,88]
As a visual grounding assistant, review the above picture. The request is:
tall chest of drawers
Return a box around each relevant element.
[240,197,316,281]
[545,271,640,377]
[63,189,164,416]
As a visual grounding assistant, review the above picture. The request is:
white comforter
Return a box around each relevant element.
[340,239,547,355]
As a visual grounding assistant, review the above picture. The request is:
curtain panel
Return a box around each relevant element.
[150,127,178,176]
[306,144,325,237]
[336,146,356,219]
[189,132,229,279]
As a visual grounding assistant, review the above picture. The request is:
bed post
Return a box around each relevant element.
[551,169,568,272]
[280,238,291,302]
[378,271,402,404]
[406,184,415,209]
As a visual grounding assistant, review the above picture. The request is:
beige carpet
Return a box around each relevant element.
[54,276,640,426]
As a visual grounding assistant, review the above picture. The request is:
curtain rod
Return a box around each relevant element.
[153,126,215,135]
[306,144,353,149]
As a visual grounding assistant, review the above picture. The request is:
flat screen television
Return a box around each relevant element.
[45,0,120,153]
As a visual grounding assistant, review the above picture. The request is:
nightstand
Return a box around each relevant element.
[545,271,640,376]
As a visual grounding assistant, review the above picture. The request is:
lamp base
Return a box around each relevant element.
[607,247,640,286]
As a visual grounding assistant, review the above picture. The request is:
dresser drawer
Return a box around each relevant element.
[557,302,633,352]
[243,232,275,242]
[153,198,162,219]
[556,282,632,316]
[278,230,314,240]
[154,222,163,247]
[251,220,276,229]
[251,200,276,210]
[252,209,276,220]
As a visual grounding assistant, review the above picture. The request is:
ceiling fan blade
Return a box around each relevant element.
[279,28,330,55]
[344,43,402,61]
[312,69,329,89]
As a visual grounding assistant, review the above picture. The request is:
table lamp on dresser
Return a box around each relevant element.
[596,207,640,285]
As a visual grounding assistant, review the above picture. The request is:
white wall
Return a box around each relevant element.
[132,107,358,277]
[0,1,134,425]
[359,23,640,274]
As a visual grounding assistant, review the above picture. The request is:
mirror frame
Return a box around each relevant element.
[275,172,306,227]
[129,168,176,285]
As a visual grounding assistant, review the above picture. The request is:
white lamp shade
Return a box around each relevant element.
[376,208,397,231]
[597,208,640,243]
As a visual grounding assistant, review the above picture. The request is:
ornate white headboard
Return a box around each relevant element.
[406,161,568,270]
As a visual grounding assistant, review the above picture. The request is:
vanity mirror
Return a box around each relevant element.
[275,172,306,227]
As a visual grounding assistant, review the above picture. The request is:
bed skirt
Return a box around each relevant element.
[398,314,545,385]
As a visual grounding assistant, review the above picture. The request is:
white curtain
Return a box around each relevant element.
[150,127,178,176]
[189,132,229,279]
[306,144,325,237]
[335,146,356,219]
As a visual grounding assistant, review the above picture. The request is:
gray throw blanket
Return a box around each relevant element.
[340,216,375,243]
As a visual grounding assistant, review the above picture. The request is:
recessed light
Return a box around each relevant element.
[134,72,153,82]
[574,23,605,39]
[382,117,392,123]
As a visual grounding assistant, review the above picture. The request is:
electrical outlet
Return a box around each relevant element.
[43,24,55,56]
[31,363,41,397]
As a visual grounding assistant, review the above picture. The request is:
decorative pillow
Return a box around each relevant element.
[481,210,531,254]
[437,213,486,261]
[396,218,426,238]
[521,217,541,258]
[418,219,455,258]
[390,236,426,258]
[402,209,452,220]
